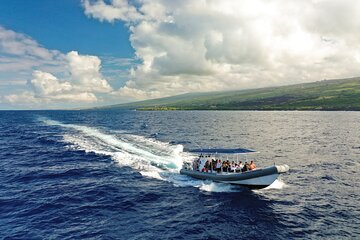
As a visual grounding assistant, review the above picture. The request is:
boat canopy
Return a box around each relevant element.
[188,148,257,154]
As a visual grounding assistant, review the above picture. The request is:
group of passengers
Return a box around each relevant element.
[193,157,256,173]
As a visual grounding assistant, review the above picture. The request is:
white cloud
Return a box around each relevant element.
[0,26,61,59]
[66,51,112,93]
[0,25,65,73]
[83,0,360,100]
[3,91,39,104]
[23,51,112,103]
[3,50,113,105]
[0,26,114,106]
[112,80,161,100]
[50,92,97,103]
[82,0,142,22]
[31,70,72,96]
[2,89,97,105]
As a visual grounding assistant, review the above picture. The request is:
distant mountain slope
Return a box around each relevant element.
[96,77,360,110]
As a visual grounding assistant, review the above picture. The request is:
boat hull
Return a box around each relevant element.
[180,165,288,189]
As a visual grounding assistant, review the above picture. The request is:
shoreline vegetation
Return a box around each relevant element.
[95,77,360,111]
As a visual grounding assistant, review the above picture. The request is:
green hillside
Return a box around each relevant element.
[97,77,360,111]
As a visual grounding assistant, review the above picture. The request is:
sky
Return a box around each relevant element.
[1,0,360,109]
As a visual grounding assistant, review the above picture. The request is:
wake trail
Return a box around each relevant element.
[40,118,238,192]
[40,118,285,193]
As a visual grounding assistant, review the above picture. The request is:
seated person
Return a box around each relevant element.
[222,161,227,172]
[215,159,222,173]
[203,160,210,172]
[211,159,216,171]
[230,162,237,172]
[193,160,198,171]
[225,160,231,172]
[238,161,244,170]
[242,162,250,172]
[249,160,256,170]
[235,163,241,172]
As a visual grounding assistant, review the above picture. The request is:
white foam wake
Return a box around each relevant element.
[41,118,283,193]
[265,179,287,189]
[255,179,287,191]
[41,118,238,192]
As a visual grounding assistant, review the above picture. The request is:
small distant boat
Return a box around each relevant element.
[180,148,289,189]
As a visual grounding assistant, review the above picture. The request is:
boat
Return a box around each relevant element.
[180,148,289,189]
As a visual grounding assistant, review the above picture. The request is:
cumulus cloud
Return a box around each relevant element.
[84,0,360,100]
[31,70,72,96]
[111,80,161,100]
[0,25,115,106]
[25,51,112,103]
[27,70,95,103]
[66,51,112,93]
[3,51,112,105]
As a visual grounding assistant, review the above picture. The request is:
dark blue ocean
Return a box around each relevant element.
[1,110,359,239]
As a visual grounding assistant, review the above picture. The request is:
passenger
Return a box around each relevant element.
[212,159,216,172]
[201,167,205,172]
[215,159,222,173]
[230,162,236,172]
[204,160,210,172]
[199,158,205,171]
[193,160,198,171]
[249,160,256,170]
[222,161,227,172]
[235,164,240,172]
[242,162,250,172]
[238,161,244,170]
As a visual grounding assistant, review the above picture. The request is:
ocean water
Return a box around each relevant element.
[0,110,359,239]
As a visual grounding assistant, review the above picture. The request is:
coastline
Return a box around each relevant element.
[135,107,360,111]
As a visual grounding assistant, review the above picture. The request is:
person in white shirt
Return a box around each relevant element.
[199,157,207,171]
[230,161,237,172]
[238,161,244,172]
[215,159,222,173]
